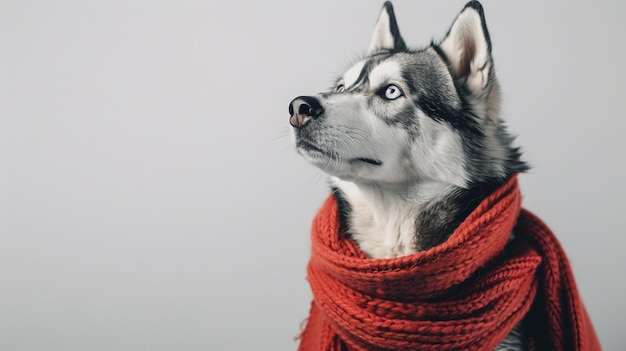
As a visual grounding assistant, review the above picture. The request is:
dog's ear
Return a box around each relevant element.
[439,1,493,94]
[368,1,406,53]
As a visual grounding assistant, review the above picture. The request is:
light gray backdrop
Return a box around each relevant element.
[1,0,624,350]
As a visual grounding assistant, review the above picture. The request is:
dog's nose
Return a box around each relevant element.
[289,96,323,128]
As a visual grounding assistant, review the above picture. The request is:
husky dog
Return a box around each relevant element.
[289,1,528,349]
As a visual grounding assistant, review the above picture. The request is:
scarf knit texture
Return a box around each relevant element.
[298,176,600,351]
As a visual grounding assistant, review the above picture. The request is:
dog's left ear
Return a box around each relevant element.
[439,1,493,94]
[368,1,407,53]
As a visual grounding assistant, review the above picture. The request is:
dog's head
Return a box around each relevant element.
[289,1,526,189]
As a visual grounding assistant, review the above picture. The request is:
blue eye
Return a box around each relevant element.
[383,84,403,100]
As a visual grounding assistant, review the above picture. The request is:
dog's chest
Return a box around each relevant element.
[346,197,421,259]
[335,178,455,259]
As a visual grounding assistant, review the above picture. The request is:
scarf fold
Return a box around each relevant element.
[298,176,600,351]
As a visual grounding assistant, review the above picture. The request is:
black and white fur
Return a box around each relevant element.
[289,2,528,349]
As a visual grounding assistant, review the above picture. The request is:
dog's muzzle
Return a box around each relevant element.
[289,96,323,128]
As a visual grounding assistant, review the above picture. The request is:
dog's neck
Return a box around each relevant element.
[331,177,500,259]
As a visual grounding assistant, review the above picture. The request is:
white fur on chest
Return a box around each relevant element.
[350,196,419,258]
[332,177,454,259]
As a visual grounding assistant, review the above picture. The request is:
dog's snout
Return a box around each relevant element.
[289,96,323,128]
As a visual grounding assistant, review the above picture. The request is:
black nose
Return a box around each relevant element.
[289,96,323,128]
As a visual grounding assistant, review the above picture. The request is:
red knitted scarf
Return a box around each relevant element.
[298,176,600,351]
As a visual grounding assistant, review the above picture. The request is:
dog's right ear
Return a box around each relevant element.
[368,1,407,53]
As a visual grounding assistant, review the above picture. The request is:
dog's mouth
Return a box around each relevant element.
[352,157,383,166]
[299,140,324,153]
[297,140,383,166]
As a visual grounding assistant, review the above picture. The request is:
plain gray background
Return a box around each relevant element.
[1,0,624,349]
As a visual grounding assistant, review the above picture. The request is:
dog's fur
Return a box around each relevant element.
[289,2,528,349]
